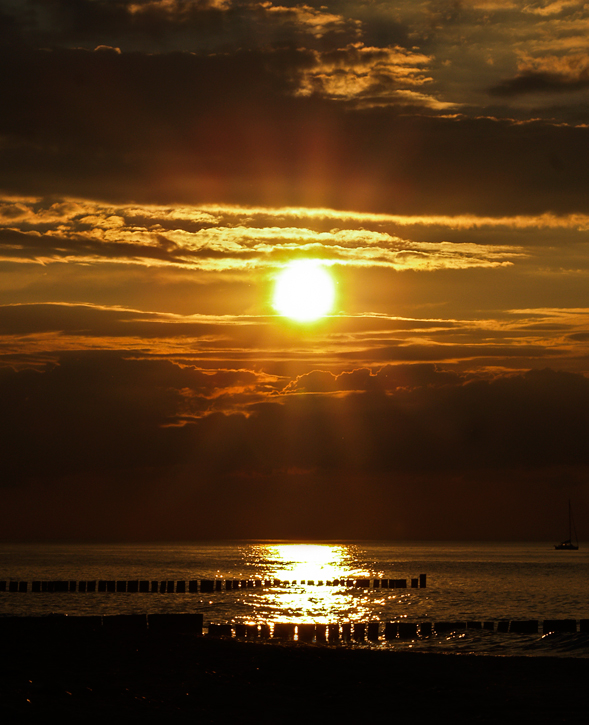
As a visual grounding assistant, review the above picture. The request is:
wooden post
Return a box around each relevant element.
[436,622,466,633]
[148,613,203,634]
[384,622,398,640]
[298,623,315,642]
[328,623,340,643]
[353,623,366,641]
[509,620,538,634]
[398,622,417,639]
[273,623,295,640]
[419,622,432,637]
[543,619,576,634]
[103,614,147,632]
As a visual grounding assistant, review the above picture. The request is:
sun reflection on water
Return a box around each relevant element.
[267,543,349,581]
[238,543,396,625]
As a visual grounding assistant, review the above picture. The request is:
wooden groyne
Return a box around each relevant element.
[0,615,587,639]
[0,575,426,593]
[209,620,589,639]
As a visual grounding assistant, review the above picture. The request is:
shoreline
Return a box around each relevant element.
[2,627,588,723]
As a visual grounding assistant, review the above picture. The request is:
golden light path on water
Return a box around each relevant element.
[240,543,413,626]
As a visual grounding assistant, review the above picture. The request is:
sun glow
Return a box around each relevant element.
[273,260,336,321]
[270,544,347,581]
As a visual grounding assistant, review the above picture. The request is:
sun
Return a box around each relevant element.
[273,260,335,322]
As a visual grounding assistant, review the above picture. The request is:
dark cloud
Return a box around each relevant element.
[1,45,588,214]
[285,363,464,393]
[3,354,588,482]
[1,353,588,539]
[489,71,589,97]
[0,303,230,338]
[4,0,360,54]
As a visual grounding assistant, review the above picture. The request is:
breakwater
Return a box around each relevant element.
[1,615,587,639]
[0,575,427,593]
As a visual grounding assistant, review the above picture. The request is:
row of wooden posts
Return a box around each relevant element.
[0,575,427,593]
[0,614,586,638]
[209,619,589,640]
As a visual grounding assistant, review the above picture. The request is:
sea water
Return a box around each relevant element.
[1,541,588,657]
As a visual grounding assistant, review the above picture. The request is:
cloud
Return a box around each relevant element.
[522,1,582,16]
[0,199,524,272]
[283,363,465,393]
[489,53,589,95]
[293,42,450,109]
[1,344,587,540]
[1,302,588,375]
[6,0,360,53]
[2,355,588,488]
[2,42,589,214]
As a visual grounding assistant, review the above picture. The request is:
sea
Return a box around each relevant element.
[1,541,588,658]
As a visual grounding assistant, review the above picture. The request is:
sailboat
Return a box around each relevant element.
[554,500,579,550]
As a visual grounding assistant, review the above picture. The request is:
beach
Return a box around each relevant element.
[2,624,588,724]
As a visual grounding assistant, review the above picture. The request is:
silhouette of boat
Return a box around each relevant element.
[554,500,579,550]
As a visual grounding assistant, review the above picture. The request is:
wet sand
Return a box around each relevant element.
[1,626,588,723]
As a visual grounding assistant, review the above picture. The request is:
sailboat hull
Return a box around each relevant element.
[554,542,578,550]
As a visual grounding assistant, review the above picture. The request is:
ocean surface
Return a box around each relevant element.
[1,541,588,658]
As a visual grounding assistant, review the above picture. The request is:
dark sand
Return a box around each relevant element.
[1,626,588,723]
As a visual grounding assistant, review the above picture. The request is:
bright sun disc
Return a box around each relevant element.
[273,260,335,321]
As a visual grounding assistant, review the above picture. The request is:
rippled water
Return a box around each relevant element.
[1,541,588,657]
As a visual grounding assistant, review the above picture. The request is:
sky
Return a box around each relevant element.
[1,0,589,541]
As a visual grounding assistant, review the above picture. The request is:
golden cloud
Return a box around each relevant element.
[0,199,525,273]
